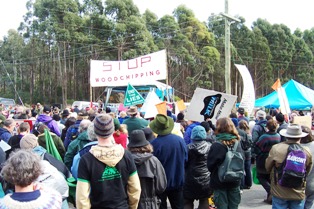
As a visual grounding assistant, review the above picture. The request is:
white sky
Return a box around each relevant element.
[1,0,314,40]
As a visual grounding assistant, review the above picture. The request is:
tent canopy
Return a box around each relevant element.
[255,79,314,110]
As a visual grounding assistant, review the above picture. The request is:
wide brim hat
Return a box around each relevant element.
[127,106,138,115]
[142,127,155,141]
[149,114,174,136]
[279,124,308,138]
[62,109,70,116]
[128,130,149,148]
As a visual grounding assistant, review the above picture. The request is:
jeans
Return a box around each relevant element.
[241,158,252,188]
[272,196,305,209]
[257,173,271,196]
[184,198,208,209]
[159,188,184,209]
[213,187,241,209]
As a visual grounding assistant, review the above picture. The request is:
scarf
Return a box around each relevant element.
[216,133,237,141]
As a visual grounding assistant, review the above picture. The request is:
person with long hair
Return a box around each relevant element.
[128,130,167,209]
[207,117,243,209]
[238,120,253,190]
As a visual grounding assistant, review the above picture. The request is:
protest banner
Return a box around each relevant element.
[185,88,237,124]
[235,64,255,115]
[141,91,162,118]
[90,50,167,87]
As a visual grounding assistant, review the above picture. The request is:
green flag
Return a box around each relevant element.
[124,83,145,107]
[44,129,63,162]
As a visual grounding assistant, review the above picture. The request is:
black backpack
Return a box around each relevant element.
[240,133,253,151]
[32,119,53,136]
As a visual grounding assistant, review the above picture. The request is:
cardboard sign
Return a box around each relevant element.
[185,88,237,124]
[293,116,312,129]
[123,83,145,107]
[155,102,167,116]
[176,100,187,111]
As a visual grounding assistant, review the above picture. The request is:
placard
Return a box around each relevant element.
[293,116,312,129]
[123,83,145,107]
[185,88,237,124]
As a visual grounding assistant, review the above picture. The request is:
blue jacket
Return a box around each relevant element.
[184,122,200,145]
[151,133,187,190]
[0,127,11,143]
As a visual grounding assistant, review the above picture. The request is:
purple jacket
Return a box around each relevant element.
[36,114,61,137]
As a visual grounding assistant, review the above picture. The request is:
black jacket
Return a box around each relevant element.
[184,140,212,199]
[207,140,243,190]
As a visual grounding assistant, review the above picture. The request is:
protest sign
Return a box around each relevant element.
[123,83,145,107]
[185,88,237,124]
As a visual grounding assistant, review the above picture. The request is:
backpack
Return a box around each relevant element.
[276,143,307,188]
[240,133,252,151]
[218,140,244,183]
[32,119,53,136]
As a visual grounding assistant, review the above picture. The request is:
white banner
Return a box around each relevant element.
[235,64,255,116]
[90,50,167,87]
[185,88,237,124]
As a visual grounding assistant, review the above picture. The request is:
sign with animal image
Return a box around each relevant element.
[185,88,237,124]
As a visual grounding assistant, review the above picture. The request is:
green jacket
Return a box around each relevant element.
[64,131,90,170]
[38,132,66,159]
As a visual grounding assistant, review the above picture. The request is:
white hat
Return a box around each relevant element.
[279,124,308,138]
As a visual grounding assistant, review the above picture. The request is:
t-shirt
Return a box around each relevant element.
[78,150,137,208]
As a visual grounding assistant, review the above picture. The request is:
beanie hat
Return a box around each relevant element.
[191,126,207,141]
[177,113,184,121]
[276,112,285,123]
[93,114,114,138]
[20,134,38,149]
[200,121,210,132]
[231,118,239,127]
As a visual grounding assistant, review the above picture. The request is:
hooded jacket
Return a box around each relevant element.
[76,144,141,209]
[64,131,89,170]
[36,114,61,137]
[131,152,167,209]
[184,140,212,199]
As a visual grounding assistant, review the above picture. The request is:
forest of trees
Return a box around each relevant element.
[0,0,314,108]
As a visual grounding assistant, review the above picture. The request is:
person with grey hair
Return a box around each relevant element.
[64,119,92,170]
[0,118,15,143]
[0,149,62,208]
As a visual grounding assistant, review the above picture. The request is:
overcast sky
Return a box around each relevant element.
[1,0,314,40]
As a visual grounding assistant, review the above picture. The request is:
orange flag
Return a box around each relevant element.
[155,102,167,116]
[272,79,281,91]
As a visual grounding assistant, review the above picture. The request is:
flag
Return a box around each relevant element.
[272,79,291,115]
[272,79,281,90]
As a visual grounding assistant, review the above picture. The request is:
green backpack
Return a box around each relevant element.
[218,140,244,183]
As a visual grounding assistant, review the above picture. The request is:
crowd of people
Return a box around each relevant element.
[0,102,313,209]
